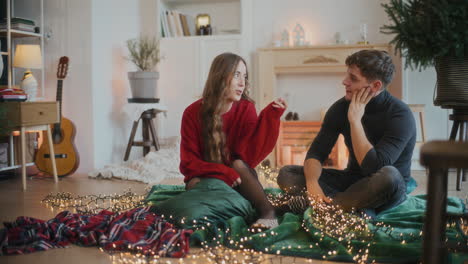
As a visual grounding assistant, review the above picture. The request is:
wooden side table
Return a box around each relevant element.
[420,141,468,264]
[0,101,60,190]
[124,108,166,161]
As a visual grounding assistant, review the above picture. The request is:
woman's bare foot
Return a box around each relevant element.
[250,218,279,231]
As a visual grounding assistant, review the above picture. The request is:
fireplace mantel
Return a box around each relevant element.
[256,44,402,108]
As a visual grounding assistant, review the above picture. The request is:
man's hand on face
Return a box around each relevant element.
[347,87,374,124]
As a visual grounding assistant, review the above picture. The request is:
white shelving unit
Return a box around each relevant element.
[158,0,242,38]
[0,0,44,173]
[156,0,253,88]
[154,0,253,137]
[0,0,44,98]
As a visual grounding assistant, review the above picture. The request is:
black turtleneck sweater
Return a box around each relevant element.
[306,90,416,182]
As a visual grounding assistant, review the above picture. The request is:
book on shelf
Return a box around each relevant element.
[179,13,190,36]
[164,11,174,37]
[170,11,182,37]
[0,23,35,32]
[161,9,196,38]
[0,95,27,101]
[0,86,27,101]
[185,14,196,36]
[0,17,35,26]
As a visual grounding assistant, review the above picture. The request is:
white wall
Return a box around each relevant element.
[44,0,94,173]
[44,0,445,173]
[406,67,450,141]
[90,0,142,170]
[45,0,154,172]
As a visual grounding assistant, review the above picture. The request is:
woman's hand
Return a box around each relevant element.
[185,177,201,190]
[273,98,287,109]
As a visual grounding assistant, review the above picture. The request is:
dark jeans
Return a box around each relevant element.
[277,165,407,214]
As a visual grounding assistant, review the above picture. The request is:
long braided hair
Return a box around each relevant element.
[200,52,252,164]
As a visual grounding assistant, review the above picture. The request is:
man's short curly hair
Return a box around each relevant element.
[345,50,395,89]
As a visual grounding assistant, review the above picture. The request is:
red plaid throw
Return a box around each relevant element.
[0,207,192,257]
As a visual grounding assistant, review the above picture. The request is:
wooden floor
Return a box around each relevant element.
[0,170,466,264]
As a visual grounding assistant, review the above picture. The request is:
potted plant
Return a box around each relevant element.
[126,35,161,99]
[381,0,468,109]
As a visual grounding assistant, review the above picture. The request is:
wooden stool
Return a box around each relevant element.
[448,108,468,191]
[124,108,162,161]
[408,104,426,144]
[420,141,468,264]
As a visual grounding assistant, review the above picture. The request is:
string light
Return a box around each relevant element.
[40,170,467,263]
[41,189,146,215]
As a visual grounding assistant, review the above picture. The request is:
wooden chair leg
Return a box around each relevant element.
[148,119,160,151]
[449,120,459,140]
[124,120,139,161]
[462,121,468,181]
[456,122,465,191]
[142,119,150,156]
[423,167,448,264]
[419,111,426,142]
[20,127,27,191]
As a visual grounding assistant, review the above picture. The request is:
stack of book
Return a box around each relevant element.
[0,17,36,33]
[160,10,196,38]
[0,87,27,101]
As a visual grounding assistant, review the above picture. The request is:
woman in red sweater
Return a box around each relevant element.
[179,52,286,229]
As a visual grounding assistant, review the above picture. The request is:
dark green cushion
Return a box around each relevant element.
[146,178,256,229]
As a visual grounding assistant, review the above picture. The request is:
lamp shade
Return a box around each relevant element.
[13,44,43,69]
[196,14,210,29]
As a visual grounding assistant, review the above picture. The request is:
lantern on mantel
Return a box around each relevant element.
[281,29,290,47]
[292,23,305,46]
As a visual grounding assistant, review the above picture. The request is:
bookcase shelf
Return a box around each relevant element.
[162,33,241,41]
[0,162,33,172]
[1,0,44,92]
[0,29,41,38]
[0,0,44,173]
[158,0,241,38]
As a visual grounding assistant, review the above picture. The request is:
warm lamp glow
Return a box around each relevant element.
[13,44,43,69]
[13,44,43,101]
[196,14,210,30]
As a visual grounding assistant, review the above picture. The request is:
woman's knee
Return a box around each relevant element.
[232,159,258,180]
[232,159,248,171]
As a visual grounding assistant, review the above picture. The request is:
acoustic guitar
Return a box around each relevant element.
[35,56,79,176]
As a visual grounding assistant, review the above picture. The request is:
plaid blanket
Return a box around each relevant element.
[0,207,192,257]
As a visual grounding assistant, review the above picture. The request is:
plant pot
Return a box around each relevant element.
[434,57,468,109]
[128,71,159,99]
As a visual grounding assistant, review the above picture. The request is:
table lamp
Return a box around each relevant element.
[13,44,43,101]
[196,14,211,35]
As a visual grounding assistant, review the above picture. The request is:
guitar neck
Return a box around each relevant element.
[54,79,63,131]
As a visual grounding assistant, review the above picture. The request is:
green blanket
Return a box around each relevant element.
[146,178,467,263]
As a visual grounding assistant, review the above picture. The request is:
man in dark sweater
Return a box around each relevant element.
[277,50,416,215]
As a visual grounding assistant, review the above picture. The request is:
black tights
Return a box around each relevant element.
[232,160,275,219]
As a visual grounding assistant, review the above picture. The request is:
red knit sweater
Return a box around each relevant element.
[179,99,285,186]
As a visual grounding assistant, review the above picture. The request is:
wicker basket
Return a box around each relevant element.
[434,57,468,109]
